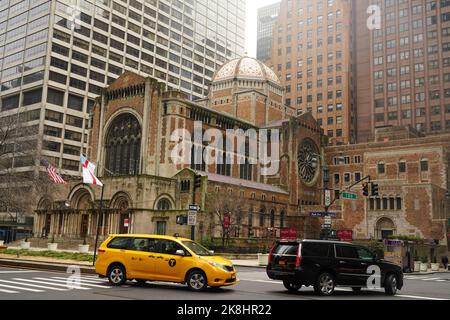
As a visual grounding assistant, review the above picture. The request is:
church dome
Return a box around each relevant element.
[212,57,281,86]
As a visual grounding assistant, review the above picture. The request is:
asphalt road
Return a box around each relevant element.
[0,266,448,300]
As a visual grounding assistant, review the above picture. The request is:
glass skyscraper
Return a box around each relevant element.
[0,0,246,177]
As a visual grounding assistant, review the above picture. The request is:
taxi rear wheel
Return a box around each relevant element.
[186,270,207,291]
[108,264,127,286]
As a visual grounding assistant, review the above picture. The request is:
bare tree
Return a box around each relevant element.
[0,114,61,219]
[205,187,247,247]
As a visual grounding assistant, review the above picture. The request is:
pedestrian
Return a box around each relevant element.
[442,256,449,271]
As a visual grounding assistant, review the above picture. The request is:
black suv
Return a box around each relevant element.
[266,239,403,296]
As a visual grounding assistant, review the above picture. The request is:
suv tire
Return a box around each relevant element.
[314,272,335,296]
[186,270,207,291]
[384,274,398,296]
[108,264,127,286]
[283,280,302,292]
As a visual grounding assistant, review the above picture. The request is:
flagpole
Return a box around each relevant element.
[92,183,105,266]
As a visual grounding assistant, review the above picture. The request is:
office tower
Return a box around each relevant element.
[257,2,280,62]
[267,0,356,145]
[0,0,246,178]
[355,0,450,142]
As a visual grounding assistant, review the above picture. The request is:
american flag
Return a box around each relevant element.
[41,159,66,184]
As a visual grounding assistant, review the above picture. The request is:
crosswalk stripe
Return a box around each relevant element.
[0,283,43,292]
[50,277,108,284]
[30,278,93,290]
[421,278,440,281]
[40,277,110,288]
[0,288,18,293]
[435,280,446,282]
[0,279,68,291]
[13,278,89,290]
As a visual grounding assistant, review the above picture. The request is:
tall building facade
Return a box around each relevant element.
[0,0,245,178]
[256,2,280,62]
[355,0,450,142]
[267,0,356,145]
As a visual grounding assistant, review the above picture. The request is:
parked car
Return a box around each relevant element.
[266,239,403,296]
[95,234,237,291]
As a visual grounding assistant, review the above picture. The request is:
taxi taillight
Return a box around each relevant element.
[98,249,106,254]
[295,245,302,267]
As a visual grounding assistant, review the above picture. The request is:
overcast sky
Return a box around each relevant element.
[245,0,280,58]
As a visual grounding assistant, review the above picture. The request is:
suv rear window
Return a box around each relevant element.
[107,237,131,249]
[273,243,299,255]
[302,242,332,257]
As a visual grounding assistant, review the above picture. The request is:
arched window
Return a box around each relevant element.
[270,210,275,228]
[157,198,171,211]
[259,208,265,227]
[280,210,286,228]
[105,113,141,175]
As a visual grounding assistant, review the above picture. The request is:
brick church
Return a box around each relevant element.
[34,57,450,251]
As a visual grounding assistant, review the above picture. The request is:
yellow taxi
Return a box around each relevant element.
[95,234,237,291]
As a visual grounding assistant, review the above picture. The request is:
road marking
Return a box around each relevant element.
[0,271,42,274]
[421,278,441,281]
[238,278,282,284]
[55,277,108,284]
[26,278,91,290]
[44,277,111,288]
[0,288,18,293]
[396,294,447,301]
[0,279,68,291]
[0,283,43,292]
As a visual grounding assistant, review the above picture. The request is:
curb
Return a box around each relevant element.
[0,258,96,274]
[233,264,266,269]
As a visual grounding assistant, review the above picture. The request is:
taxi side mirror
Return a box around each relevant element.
[175,250,185,256]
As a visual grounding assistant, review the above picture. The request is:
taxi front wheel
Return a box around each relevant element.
[186,270,207,291]
[108,264,127,286]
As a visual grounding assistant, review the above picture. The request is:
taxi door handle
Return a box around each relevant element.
[148,255,155,258]
[157,256,164,259]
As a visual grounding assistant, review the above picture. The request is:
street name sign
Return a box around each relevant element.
[342,192,357,200]
[310,212,337,218]
[189,204,200,211]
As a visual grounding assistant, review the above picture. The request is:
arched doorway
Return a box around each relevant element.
[376,217,396,240]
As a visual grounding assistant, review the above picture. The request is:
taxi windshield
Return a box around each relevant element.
[181,241,212,256]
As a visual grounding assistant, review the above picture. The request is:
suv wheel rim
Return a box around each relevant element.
[319,274,334,295]
[111,268,123,284]
[391,277,397,293]
[190,273,205,290]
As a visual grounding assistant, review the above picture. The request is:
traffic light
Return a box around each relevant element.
[371,183,379,197]
[362,182,369,197]
[193,174,202,190]
[176,215,187,225]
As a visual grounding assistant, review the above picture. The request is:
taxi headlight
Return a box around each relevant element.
[207,261,229,272]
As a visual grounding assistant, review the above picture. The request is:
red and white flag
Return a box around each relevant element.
[80,154,103,187]
[42,159,66,184]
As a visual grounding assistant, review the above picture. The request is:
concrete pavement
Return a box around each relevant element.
[0,266,448,300]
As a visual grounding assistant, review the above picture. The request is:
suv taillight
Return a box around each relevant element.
[295,245,302,267]
[267,244,276,265]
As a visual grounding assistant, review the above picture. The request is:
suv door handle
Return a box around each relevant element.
[339,261,346,264]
